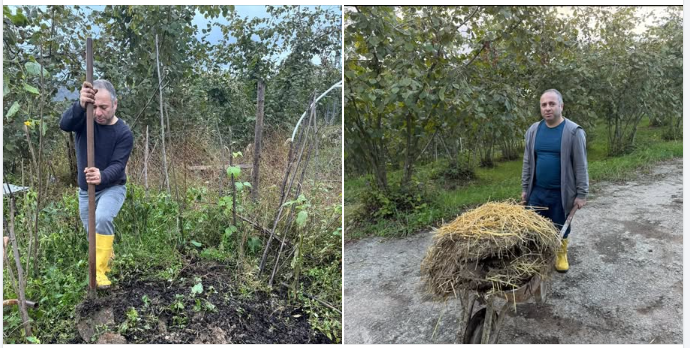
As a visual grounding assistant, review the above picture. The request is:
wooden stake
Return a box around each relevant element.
[86,37,96,294]
[259,94,313,274]
[269,102,317,286]
[155,34,170,195]
[5,184,32,337]
[228,127,237,227]
[251,80,265,202]
[144,125,149,198]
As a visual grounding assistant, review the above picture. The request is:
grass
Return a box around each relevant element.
[345,118,682,240]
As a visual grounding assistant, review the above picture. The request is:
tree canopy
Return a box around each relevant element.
[344,6,682,191]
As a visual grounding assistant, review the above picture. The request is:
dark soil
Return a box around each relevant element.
[75,258,331,344]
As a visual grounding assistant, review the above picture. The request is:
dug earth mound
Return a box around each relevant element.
[344,158,682,344]
[75,259,330,344]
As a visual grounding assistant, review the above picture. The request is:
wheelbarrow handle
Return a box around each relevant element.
[559,206,579,239]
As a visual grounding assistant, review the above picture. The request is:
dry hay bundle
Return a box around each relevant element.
[421,201,561,299]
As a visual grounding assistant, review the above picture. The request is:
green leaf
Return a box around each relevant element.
[247,236,261,253]
[190,240,202,247]
[6,101,20,119]
[297,194,307,204]
[296,210,308,228]
[243,182,252,187]
[25,61,42,76]
[26,336,40,344]
[226,165,241,178]
[23,83,39,94]
[282,200,296,207]
[191,282,203,295]
[225,225,237,236]
[232,151,243,158]
[234,181,243,191]
[7,8,29,26]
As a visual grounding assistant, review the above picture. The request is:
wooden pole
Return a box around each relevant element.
[155,34,170,195]
[144,125,149,198]
[5,185,32,337]
[251,80,265,202]
[86,38,96,294]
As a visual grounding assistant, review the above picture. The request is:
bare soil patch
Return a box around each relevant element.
[75,258,331,344]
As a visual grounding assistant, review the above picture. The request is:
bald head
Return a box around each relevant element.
[540,89,564,126]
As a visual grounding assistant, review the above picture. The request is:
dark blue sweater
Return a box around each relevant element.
[534,120,565,189]
[59,101,133,192]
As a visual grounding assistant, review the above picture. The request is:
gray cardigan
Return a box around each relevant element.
[521,118,589,214]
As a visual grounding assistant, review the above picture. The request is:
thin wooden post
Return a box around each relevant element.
[229,127,243,264]
[86,37,97,294]
[215,119,225,196]
[5,184,32,337]
[228,127,237,228]
[268,101,317,286]
[144,125,149,198]
[164,104,179,203]
[155,34,170,195]
[251,80,265,202]
[258,94,312,274]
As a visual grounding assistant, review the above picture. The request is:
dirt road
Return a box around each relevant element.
[343,158,683,344]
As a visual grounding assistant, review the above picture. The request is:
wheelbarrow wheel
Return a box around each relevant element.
[463,307,499,344]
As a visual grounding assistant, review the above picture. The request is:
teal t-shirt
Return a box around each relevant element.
[534,120,565,189]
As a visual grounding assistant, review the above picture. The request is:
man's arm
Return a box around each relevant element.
[59,101,86,132]
[573,128,589,200]
[99,131,134,186]
[60,82,98,132]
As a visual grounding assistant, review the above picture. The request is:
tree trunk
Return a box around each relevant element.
[402,112,415,186]
[215,120,226,195]
[164,104,179,202]
[155,34,170,194]
[144,125,149,198]
[66,133,77,186]
[251,80,265,202]
[6,187,32,338]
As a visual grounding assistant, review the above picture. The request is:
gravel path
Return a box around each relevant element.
[343,158,683,344]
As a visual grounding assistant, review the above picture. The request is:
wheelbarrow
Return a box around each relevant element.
[457,205,579,344]
[457,274,550,344]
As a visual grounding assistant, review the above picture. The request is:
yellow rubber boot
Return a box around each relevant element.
[96,234,115,288]
[556,238,569,273]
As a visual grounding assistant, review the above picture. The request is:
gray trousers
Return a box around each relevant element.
[79,184,127,236]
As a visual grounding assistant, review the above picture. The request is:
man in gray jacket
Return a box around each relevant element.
[521,89,589,273]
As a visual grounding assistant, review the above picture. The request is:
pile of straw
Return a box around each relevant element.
[421,201,560,299]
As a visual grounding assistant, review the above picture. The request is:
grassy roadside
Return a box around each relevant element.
[345,119,682,240]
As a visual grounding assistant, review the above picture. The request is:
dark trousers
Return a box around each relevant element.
[528,185,571,239]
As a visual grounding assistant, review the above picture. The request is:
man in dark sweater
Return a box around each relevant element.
[521,89,589,273]
[60,79,133,288]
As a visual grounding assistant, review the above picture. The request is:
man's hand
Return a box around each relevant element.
[574,197,586,209]
[79,81,98,109]
[521,191,527,205]
[84,167,101,185]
